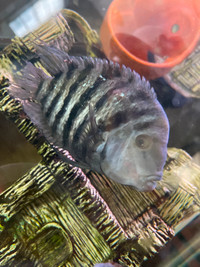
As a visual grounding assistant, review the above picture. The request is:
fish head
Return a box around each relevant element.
[99,115,169,192]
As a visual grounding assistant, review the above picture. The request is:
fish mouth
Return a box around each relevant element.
[146,175,162,182]
[139,174,163,191]
[144,180,157,191]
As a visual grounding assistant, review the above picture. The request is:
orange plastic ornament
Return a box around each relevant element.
[100,0,200,79]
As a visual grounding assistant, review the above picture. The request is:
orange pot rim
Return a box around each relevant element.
[106,0,200,70]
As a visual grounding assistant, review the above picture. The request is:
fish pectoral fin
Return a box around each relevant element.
[89,103,98,135]
[88,103,104,143]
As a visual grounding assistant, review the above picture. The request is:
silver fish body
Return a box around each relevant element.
[10,44,169,191]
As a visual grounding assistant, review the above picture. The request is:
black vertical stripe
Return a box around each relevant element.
[35,80,47,99]
[44,61,80,127]
[51,63,95,134]
[94,81,129,111]
[62,76,105,147]
[45,93,62,118]
[44,74,67,119]
[39,78,58,108]
[70,116,89,161]
[72,117,88,146]
[66,60,79,80]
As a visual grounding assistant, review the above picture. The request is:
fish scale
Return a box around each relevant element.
[65,77,103,148]
[50,68,84,131]
[71,78,115,152]
[35,78,53,102]
[61,64,104,147]
[41,73,66,116]
[50,61,92,134]
[9,43,169,192]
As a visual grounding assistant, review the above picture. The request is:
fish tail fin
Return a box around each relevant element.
[10,38,71,99]
[8,60,56,145]
[10,62,51,100]
[8,41,73,147]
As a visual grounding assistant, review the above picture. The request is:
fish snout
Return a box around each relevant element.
[138,173,163,191]
[146,174,162,182]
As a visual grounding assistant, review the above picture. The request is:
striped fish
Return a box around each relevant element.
[9,44,169,192]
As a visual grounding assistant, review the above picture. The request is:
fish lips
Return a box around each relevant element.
[139,174,163,191]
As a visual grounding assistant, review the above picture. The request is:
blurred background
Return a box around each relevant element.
[0,0,110,42]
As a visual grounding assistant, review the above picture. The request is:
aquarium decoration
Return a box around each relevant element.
[0,9,199,267]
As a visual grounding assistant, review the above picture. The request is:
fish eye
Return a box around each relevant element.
[135,134,152,150]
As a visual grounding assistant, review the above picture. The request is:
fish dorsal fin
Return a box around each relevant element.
[10,63,63,148]
[88,103,104,144]
[35,44,71,76]
[89,104,98,136]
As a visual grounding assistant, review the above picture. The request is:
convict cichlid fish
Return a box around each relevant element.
[9,44,169,192]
